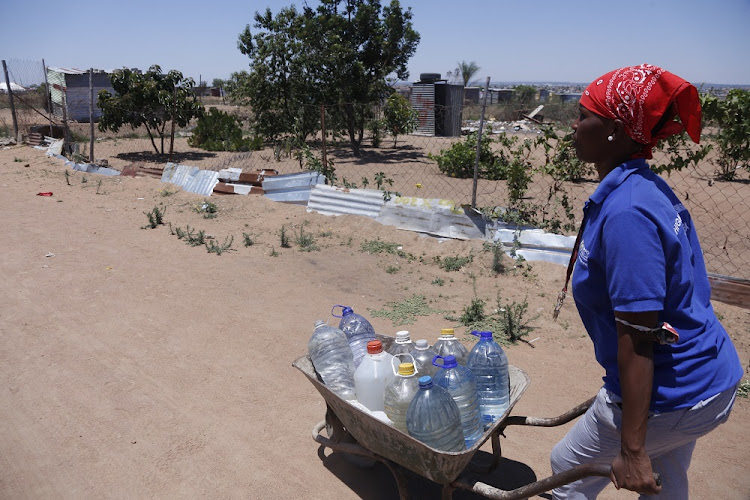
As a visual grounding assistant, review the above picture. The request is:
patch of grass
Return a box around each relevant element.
[14,157,23,162]
[369,294,447,326]
[295,226,319,252]
[173,225,206,246]
[435,253,474,272]
[280,226,291,248]
[737,379,749,398]
[142,206,166,229]
[319,230,333,237]
[194,200,218,219]
[385,265,400,274]
[206,235,234,255]
[242,232,254,247]
[269,247,279,257]
[361,239,400,255]
[160,188,177,197]
[450,293,536,345]
[432,277,445,286]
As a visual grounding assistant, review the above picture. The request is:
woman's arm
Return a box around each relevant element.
[610,309,662,495]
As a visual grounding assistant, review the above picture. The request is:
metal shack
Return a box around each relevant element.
[411,73,463,137]
[47,67,114,122]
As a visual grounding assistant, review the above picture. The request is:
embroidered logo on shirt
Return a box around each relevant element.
[578,238,590,265]
[673,213,683,235]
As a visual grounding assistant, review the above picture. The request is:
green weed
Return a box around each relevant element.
[206,236,234,255]
[432,277,445,286]
[385,265,400,274]
[369,294,446,326]
[242,232,254,247]
[436,253,474,272]
[295,226,318,252]
[280,226,291,248]
[142,206,166,229]
[195,200,218,219]
[270,247,279,257]
[738,380,749,399]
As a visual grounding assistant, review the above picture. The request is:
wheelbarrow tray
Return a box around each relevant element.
[293,338,529,485]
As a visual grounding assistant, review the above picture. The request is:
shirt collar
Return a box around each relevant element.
[589,158,650,205]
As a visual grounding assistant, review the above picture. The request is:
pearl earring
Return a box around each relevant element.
[607,135,614,142]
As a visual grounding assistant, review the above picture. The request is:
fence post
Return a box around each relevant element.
[320,104,328,180]
[169,85,177,163]
[89,68,95,163]
[471,76,491,209]
[61,86,71,156]
[2,60,19,142]
[42,59,54,137]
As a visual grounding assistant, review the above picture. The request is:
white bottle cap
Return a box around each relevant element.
[415,339,429,350]
[395,330,411,343]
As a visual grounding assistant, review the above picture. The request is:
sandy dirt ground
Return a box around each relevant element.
[1,144,748,499]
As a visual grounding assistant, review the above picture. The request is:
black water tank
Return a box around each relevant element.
[419,73,441,83]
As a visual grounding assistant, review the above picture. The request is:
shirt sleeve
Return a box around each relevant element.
[602,208,666,312]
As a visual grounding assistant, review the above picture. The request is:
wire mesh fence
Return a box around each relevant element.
[1,61,747,280]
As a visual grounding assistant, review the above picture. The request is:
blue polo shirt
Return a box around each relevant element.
[571,158,742,412]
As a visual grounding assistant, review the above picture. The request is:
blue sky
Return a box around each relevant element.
[2,0,749,86]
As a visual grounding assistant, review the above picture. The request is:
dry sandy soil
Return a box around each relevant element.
[1,144,748,499]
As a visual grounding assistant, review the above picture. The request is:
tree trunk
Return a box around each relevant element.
[345,103,361,156]
[144,125,159,154]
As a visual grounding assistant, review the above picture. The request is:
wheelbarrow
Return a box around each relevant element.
[293,334,616,499]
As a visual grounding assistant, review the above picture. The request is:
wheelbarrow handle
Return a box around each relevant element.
[501,396,596,429]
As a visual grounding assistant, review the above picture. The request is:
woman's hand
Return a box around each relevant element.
[610,447,661,495]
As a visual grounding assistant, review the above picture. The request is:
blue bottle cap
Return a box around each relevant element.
[341,306,353,315]
[418,375,433,387]
[477,331,494,339]
[433,355,457,369]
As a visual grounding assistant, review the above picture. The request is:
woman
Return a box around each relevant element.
[550,64,743,498]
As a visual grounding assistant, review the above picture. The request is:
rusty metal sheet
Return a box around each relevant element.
[213,182,264,195]
[218,167,278,185]
[709,274,750,309]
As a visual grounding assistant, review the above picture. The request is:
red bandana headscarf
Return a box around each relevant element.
[579,63,702,159]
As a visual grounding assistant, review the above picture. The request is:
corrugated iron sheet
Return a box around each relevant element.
[161,162,219,197]
[263,171,325,204]
[377,196,485,240]
[213,182,263,195]
[434,83,463,137]
[307,184,385,218]
[411,83,435,136]
[490,224,576,266]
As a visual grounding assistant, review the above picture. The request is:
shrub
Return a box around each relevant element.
[188,107,261,152]
[701,89,750,180]
[429,132,507,180]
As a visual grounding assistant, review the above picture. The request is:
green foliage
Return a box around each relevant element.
[188,107,261,152]
[512,85,537,105]
[361,239,411,259]
[490,242,506,274]
[98,65,203,155]
[295,226,319,251]
[460,297,486,324]
[279,225,291,248]
[385,265,400,274]
[237,0,420,155]
[142,206,166,229]
[701,89,750,180]
[454,60,480,86]
[242,232,254,246]
[651,132,712,176]
[369,294,446,326]
[383,93,418,146]
[430,132,507,180]
[454,293,535,345]
[297,144,336,184]
[436,253,474,272]
[432,277,445,286]
[738,379,750,399]
[206,236,234,255]
[194,200,218,219]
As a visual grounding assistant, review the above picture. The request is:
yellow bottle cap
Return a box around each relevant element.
[440,328,454,336]
[398,363,415,376]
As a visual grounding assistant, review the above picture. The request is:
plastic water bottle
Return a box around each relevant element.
[433,328,469,365]
[308,320,356,400]
[387,330,414,356]
[354,340,396,412]
[467,331,510,425]
[410,340,439,378]
[433,355,483,448]
[406,375,465,452]
[332,305,376,368]
[383,355,420,432]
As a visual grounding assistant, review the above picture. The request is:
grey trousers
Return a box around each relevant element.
[550,384,737,499]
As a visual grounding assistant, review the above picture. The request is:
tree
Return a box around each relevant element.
[383,92,417,146]
[512,84,537,106]
[456,60,480,87]
[237,0,420,155]
[98,66,203,155]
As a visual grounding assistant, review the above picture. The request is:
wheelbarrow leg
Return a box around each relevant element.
[313,407,411,500]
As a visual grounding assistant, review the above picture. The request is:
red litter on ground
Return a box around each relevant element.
[37,192,53,197]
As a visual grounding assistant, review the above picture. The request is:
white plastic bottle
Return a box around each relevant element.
[387,330,414,356]
[433,328,469,365]
[332,305,376,368]
[354,340,396,411]
[383,355,420,432]
[433,355,484,448]
[307,320,356,400]
[467,331,510,424]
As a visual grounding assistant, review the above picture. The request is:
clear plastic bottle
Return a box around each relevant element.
[383,355,420,432]
[406,375,466,452]
[307,320,356,400]
[433,328,469,366]
[387,330,414,356]
[432,355,483,448]
[354,340,396,412]
[467,331,510,425]
[410,339,439,378]
[332,305,376,368]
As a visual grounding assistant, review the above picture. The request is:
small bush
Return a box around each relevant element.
[206,236,234,255]
[142,206,166,229]
[280,226,291,248]
[436,253,474,272]
[242,232,254,247]
[295,227,318,252]
[188,107,261,152]
[429,132,507,180]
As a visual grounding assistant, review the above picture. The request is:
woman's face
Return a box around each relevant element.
[571,104,613,165]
